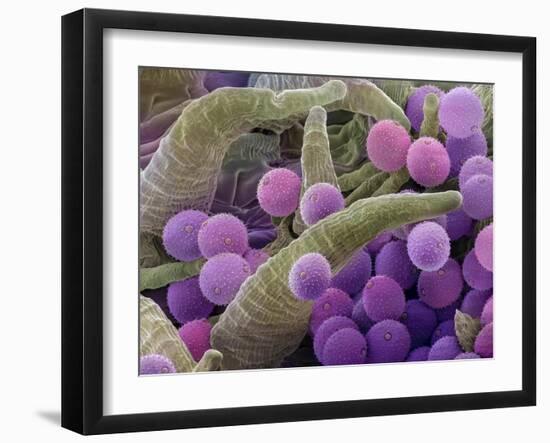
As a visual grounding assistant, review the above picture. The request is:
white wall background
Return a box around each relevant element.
[0,0,546,440]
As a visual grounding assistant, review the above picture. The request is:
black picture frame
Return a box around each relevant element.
[62,8,537,435]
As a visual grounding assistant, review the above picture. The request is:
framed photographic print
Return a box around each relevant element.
[61,8,536,435]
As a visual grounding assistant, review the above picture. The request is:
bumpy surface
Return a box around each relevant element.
[401,300,438,349]
[470,84,493,144]
[462,174,493,220]
[352,299,374,333]
[375,240,418,289]
[140,295,196,372]
[140,74,493,372]
[459,155,493,189]
[289,253,332,301]
[395,211,447,241]
[431,319,456,345]
[419,92,441,138]
[162,210,208,261]
[474,322,493,357]
[313,316,359,361]
[362,275,406,322]
[257,168,302,217]
[309,288,354,335]
[366,120,411,172]
[454,310,482,352]
[199,253,251,305]
[178,319,212,361]
[446,209,473,241]
[140,80,348,240]
[140,259,205,292]
[140,354,177,375]
[406,346,431,362]
[321,328,367,366]
[446,132,488,177]
[406,137,450,187]
[212,191,462,369]
[407,221,451,272]
[332,249,372,295]
[481,297,494,326]
[243,248,270,273]
[197,213,249,258]
[405,85,444,132]
[167,276,214,324]
[417,258,463,309]
[475,224,493,271]
[293,106,340,234]
[365,231,393,254]
[439,87,484,139]
[300,183,345,226]
[366,320,411,363]
[463,250,493,291]
[460,289,491,318]
[428,336,462,360]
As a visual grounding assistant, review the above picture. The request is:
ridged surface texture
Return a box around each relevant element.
[254,74,411,130]
[140,295,196,372]
[293,106,339,234]
[419,93,440,138]
[140,80,347,239]
[455,309,482,352]
[211,191,462,369]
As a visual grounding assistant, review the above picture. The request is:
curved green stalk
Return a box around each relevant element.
[140,296,224,373]
[344,171,389,206]
[140,80,347,238]
[211,191,463,369]
[419,92,440,138]
[254,75,410,130]
[293,106,339,234]
[338,162,378,192]
[335,79,411,130]
[193,350,224,372]
[140,295,196,372]
[140,259,204,292]
[329,114,369,172]
[371,167,410,197]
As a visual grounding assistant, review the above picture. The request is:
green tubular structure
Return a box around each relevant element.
[293,106,339,235]
[211,191,463,369]
[337,162,378,193]
[140,80,347,240]
[419,92,440,138]
[344,171,389,206]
